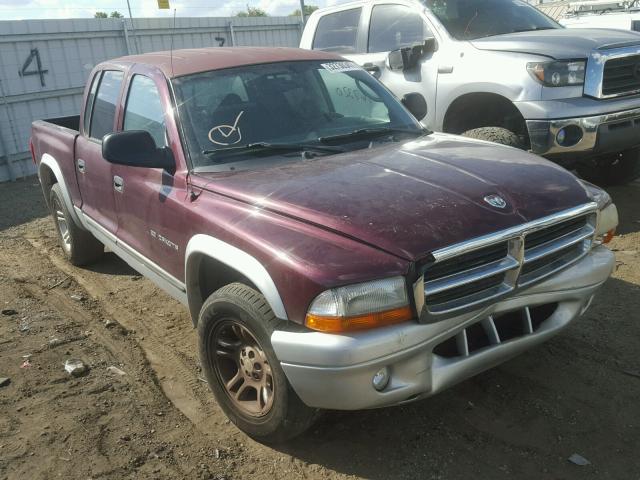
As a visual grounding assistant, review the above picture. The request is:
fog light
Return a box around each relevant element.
[556,124,583,147]
[372,367,390,391]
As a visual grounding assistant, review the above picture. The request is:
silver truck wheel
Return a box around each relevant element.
[49,183,104,266]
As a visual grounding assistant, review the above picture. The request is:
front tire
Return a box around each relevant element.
[462,127,524,149]
[577,148,640,186]
[198,283,318,443]
[49,183,103,266]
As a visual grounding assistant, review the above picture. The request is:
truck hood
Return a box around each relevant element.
[193,133,592,261]
[471,28,640,59]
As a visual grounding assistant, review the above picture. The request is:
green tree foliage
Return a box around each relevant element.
[94,11,108,18]
[110,11,124,18]
[290,5,318,17]
[235,6,269,17]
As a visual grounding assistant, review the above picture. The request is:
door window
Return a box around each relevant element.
[123,75,167,147]
[89,70,124,141]
[313,8,362,53]
[83,72,100,136]
[368,4,430,53]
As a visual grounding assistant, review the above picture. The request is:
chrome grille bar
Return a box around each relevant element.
[419,203,597,321]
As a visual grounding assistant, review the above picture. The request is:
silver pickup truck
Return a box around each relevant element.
[300,0,640,185]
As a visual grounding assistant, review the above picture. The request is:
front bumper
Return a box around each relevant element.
[526,107,640,157]
[271,246,614,410]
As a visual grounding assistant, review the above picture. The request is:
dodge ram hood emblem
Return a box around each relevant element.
[483,194,507,209]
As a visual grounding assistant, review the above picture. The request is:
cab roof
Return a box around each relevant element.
[107,47,344,78]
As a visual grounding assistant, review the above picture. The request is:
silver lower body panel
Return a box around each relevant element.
[271,246,615,410]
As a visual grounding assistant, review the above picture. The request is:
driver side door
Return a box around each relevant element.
[348,2,440,129]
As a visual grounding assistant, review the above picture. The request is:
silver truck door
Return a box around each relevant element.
[345,2,440,129]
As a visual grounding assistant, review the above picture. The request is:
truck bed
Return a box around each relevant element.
[31,115,82,208]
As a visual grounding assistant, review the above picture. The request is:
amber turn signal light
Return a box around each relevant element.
[305,305,413,333]
[602,228,615,244]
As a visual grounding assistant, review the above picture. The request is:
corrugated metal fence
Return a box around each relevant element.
[0,16,302,182]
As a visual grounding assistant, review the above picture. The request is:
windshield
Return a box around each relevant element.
[172,60,423,170]
[426,0,562,40]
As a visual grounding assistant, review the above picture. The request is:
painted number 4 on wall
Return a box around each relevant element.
[19,48,48,87]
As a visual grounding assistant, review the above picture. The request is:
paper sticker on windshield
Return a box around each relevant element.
[321,61,363,73]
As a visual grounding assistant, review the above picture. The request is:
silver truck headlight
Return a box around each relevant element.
[527,60,586,87]
[305,276,412,332]
[580,180,618,244]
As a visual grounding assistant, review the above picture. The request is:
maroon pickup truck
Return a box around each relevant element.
[31,47,618,442]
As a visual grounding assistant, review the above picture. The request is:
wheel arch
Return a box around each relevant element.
[38,154,84,227]
[185,234,289,326]
[442,92,529,146]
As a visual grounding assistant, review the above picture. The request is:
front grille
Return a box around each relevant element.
[602,54,640,97]
[422,207,596,317]
[432,303,559,359]
[424,241,518,314]
[520,215,593,286]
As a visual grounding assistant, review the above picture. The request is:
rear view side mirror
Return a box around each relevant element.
[402,93,428,121]
[387,38,437,72]
[102,130,174,170]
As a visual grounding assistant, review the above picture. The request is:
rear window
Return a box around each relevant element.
[89,70,124,141]
[313,8,362,53]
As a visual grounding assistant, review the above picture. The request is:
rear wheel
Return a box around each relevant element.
[49,183,103,266]
[577,148,640,186]
[462,127,524,149]
[198,283,319,443]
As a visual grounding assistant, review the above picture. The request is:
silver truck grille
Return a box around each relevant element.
[602,54,640,97]
[421,204,597,318]
[432,303,558,359]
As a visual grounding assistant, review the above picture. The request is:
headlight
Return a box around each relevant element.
[527,60,586,87]
[579,180,618,244]
[305,276,412,333]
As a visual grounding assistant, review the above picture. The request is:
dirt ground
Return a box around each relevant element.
[0,177,639,480]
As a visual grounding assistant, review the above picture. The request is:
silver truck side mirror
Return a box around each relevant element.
[386,38,437,72]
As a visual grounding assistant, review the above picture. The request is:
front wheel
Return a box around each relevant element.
[577,148,640,186]
[461,127,524,149]
[198,283,319,443]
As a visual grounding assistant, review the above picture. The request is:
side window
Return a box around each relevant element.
[90,70,124,140]
[83,72,100,136]
[633,20,640,32]
[123,75,167,147]
[313,8,362,53]
[318,69,390,122]
[368,4,430,53]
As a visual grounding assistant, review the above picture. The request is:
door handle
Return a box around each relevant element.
[77,159,86,173]
[113,175,124,193]
[438,65,454,74]
[362,63,381,74]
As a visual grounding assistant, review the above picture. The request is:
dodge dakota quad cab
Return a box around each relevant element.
[31,47,618,442]
[300,0,640,185]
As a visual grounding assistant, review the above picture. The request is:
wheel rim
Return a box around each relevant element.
[52,196,71,253]
[210,319,274,417]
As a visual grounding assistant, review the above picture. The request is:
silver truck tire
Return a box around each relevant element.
[577,148,640,186]
[49,183,104,266]
[198,282,319,443]
[462,127,523,149]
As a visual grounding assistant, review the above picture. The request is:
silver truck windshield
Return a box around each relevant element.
[426,0,562,40]
[172,60,423,169]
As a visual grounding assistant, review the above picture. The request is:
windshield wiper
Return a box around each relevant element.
[318,127,427,144]
[202,142,345,157]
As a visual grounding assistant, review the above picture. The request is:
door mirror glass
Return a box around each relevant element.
[386,40,435,71]
[401,93,427,121]
[102,130,174,169]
